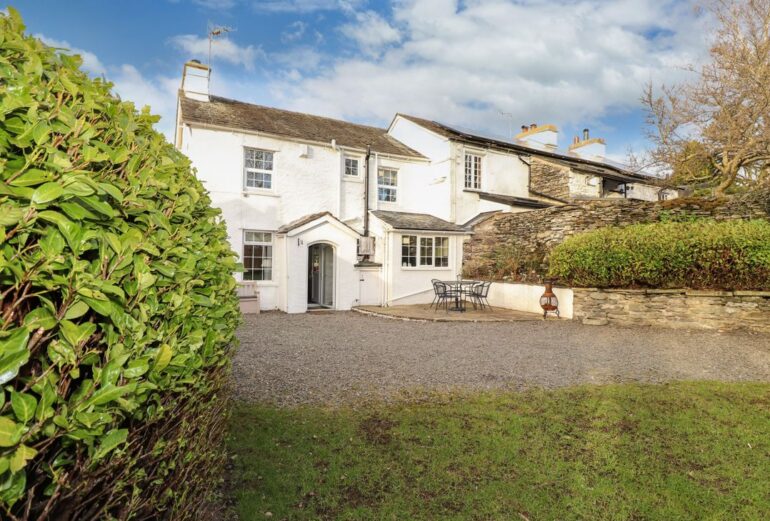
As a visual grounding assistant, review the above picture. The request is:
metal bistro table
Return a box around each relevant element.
[441,280,479,312]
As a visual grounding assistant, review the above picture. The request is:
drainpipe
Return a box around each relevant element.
[364,145,371,237]
[331,139,342,217]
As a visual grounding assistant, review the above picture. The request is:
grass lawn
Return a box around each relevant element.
[228,382,770,520]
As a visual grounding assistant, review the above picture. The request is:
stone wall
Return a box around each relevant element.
[573,288,770,334]
[463,188,770,281]
[529,158,571,201]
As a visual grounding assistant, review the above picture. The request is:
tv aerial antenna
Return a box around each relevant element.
[207,23,234,65]
[498,111,514,139]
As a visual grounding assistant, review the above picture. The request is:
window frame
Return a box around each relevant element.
[242,230,273,282]
[377,167,398,203]
[401,234,450,270]
[243,147,275,191]
[344,156,360,177]
[464,152,482,190]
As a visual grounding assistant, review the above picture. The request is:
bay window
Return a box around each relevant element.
[401,235,450,268]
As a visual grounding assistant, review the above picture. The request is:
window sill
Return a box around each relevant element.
[342,175,364,183]
[240,280,278,287]
[242,190,280,198]
[400,266,452,271]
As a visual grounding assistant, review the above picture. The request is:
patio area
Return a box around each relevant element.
[354,304,545,322]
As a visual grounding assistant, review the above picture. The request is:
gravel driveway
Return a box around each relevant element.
[233,311,770,406]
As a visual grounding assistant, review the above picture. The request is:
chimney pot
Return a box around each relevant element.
[531,123,537,130]
[573,135,580,144]
[521,125,528,132]
[583,128,590,140]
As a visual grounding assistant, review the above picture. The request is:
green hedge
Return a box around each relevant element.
[548,220,770,290]
[0,9,240,519]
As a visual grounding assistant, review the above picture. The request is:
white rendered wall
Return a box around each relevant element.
[453,142,530,225]
[626,183,662,202]
[282,221,361,313]
[487,282,574,319]
[569,172,602,198]
[385,231,465,305]
[389,118,532,225]
[180,123,433,311]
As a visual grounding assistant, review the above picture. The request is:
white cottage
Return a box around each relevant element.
[175,60,678,313]
[175,61,474,312]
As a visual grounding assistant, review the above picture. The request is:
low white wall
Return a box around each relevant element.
[391,288,435,306]
[487,282,573,319]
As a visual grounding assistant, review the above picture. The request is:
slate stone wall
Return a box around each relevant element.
[463,188,770,282]
[573,288,770,334]
[529,158,571,201]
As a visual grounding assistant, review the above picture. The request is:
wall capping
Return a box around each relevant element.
[573,287,770,334]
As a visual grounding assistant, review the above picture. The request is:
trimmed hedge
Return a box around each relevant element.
[1,9,239,520]
[548,220,770,290]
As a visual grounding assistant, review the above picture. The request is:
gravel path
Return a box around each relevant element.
[232,311,770,406]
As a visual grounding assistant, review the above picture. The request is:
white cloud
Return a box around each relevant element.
[37,33,179,140]
[192,0,237,8]
[110,65,179,138]
[281,21,308,43]
[270,0,710,154]
[36,34,107,76]
[253,0,363,13]
[340,10,400,55]
[169,34,263,70]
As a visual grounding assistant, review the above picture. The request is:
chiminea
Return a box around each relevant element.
[539,280,560,319]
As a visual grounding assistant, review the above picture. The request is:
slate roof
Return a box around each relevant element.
[276,212,360,235]
[475,191,553,209]
[371,210,468,233]
[462,211,501,229]
[396,114,659,183]
[179,95,425,158]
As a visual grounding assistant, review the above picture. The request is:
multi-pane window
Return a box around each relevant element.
[419,237,434,266]
[243,231,273,281]
[244,148,274,189]
[402,235,449,267]
[434,237,449,267]
[464,153,482,189]
[378,168,398,202]
[401,235,417,267]
[344,157,359,176]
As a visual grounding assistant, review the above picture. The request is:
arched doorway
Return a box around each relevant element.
[308,243,334,308]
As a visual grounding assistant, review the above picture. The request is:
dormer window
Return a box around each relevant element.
[464,153,482,189]
[344,157,359,176]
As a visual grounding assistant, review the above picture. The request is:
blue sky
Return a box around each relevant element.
[9,1,709,160]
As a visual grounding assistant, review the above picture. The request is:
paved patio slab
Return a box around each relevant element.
[354,304,546,322]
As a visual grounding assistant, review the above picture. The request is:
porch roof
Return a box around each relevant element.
[371,210,469,233]
[276,212,361,236]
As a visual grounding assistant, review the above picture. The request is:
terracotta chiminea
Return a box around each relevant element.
[539,280,560,319]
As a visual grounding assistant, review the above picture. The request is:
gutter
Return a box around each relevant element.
[179,119,428,162]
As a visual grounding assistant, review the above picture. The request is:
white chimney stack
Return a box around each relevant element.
[181,60,211,102]
[514,123,558,151]
[569,128,606,159]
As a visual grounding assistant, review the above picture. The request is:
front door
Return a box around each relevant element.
[308,243,334,308]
